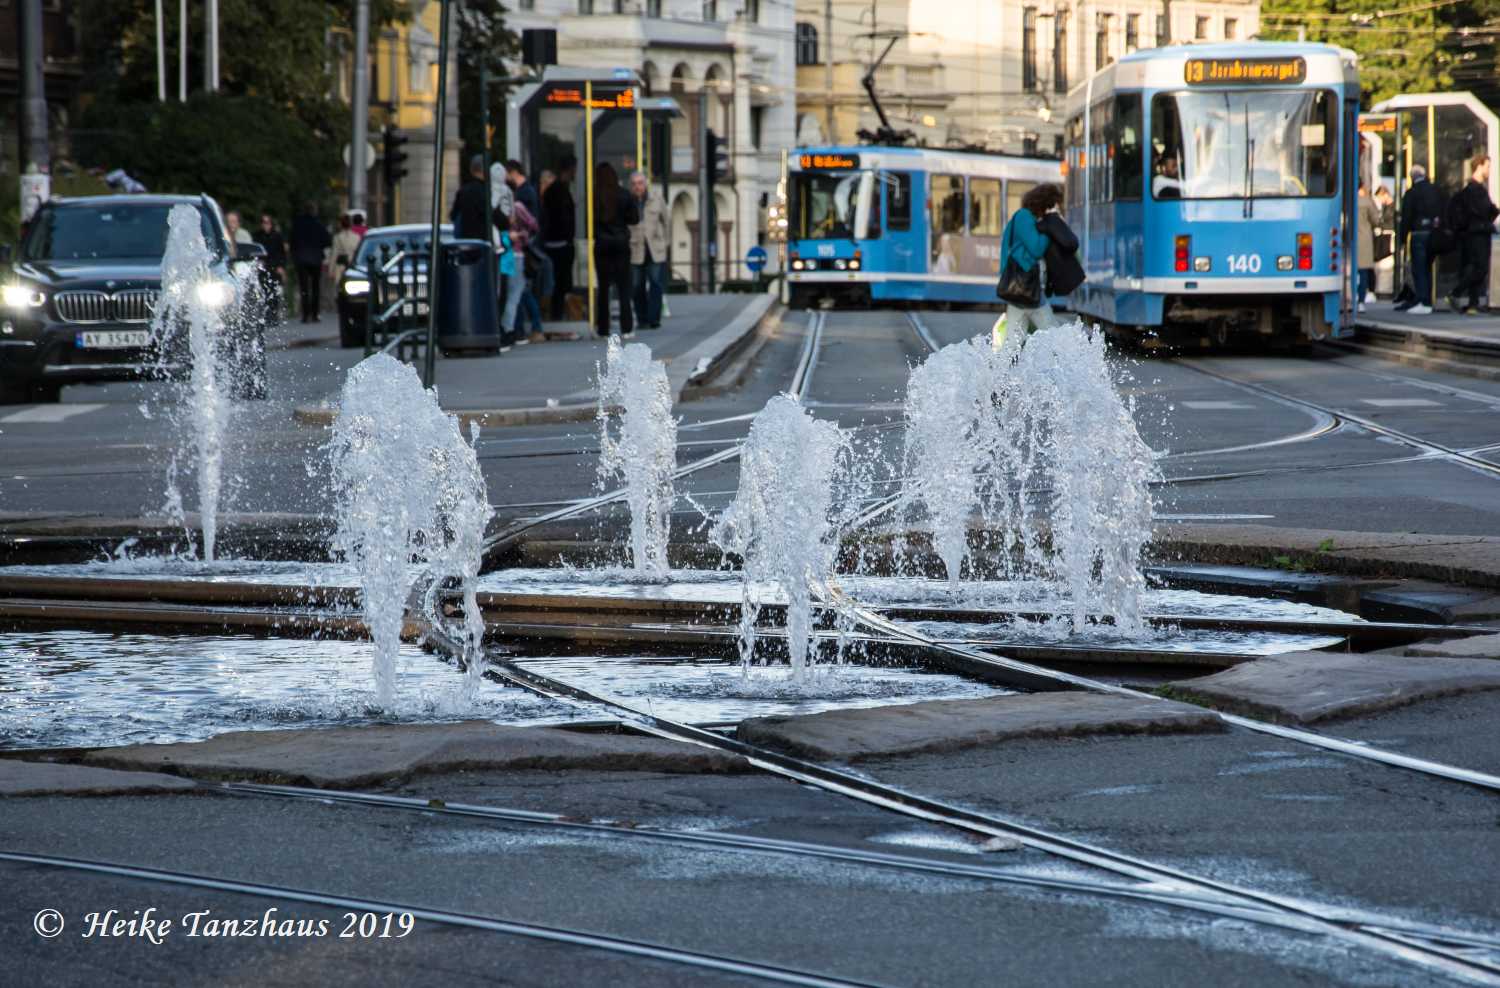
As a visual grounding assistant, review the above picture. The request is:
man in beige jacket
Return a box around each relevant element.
[628,171,669,329]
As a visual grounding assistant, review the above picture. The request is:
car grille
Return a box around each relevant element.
[55,289,160,324]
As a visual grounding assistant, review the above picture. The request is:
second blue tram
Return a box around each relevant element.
[785,146,1062,307]
[1064,42,1361,345]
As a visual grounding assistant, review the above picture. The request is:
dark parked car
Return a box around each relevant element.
[0,194,266,403]
[336,223,453,347]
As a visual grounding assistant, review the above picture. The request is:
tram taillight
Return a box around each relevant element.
[1174,236,1191,273]
[1296,233,1313,271]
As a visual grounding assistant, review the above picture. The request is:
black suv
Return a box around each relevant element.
[0,194,266,403]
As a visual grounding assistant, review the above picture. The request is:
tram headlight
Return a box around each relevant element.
[1276,256,1294,271]
[834,259,847,270]
[1193,256,1211,272]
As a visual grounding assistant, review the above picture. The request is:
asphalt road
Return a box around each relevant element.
[3,306,1499,538]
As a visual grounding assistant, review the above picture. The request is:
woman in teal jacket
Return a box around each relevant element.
[999,184,1065,336]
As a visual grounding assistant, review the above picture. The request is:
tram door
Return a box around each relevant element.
[881,171,923,285]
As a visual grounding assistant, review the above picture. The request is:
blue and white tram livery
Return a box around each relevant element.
[1064,42,1361,346]
[785,146,1062,307]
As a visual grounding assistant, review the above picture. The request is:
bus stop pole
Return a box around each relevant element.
[586,80,596,332]
[422,0,451,389]
[636,93,644,178]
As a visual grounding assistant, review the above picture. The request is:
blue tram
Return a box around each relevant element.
[1064,42,1361,345]
[785,146,1062,307]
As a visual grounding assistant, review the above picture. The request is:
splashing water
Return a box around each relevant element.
[152,205,230,561]
[713,395,851,676]
[597,336,677,578]
[330,354,493,706]
[900,322,1157,631]
[902,336,1008,589]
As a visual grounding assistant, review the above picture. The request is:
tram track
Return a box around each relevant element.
[0,851,876,988]
[408,614,1500,986]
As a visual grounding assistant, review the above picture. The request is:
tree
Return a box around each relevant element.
[1257,0,1456,109]
[455,0,521,167]
[75,94,341,221]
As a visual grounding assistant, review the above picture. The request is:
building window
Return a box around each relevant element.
[745,0,759,22]
[1022,8,1038,92]
[519,0,535,9]
[1053,11,1068,93]
[1023,135,1039,156]
[578,0,593,12]
[646,0,661,12]
[795,22,819,66]
[1224,17,1237,39]
[703,0,718,20]
[1095,13,1112,68]
[613,0,625,11]
[1054,134,1065,157]
[1195,15,1209,39]
[1125,13,1139,52]
[751,106,765,149]
[1156,5,1169,45]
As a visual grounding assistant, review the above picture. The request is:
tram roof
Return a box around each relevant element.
[1069,41,1359,107]
[789,145,1063,179]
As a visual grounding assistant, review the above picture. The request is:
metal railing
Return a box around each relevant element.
[363,245,433,366]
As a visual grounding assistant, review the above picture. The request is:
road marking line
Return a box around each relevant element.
[0,403,106,424]
[1360,398,1441,408]
[1181,401,1253,410]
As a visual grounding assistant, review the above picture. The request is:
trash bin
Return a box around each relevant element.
[436,239,500,354]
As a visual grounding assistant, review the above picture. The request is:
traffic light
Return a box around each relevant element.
[705,129,729,186]
[382,126,410,189]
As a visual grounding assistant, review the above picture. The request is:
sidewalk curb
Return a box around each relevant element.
[1347,318,1500,381]
[290,294,780,429]
[669,293,777,402]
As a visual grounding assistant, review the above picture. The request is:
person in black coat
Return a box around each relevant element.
[540,157,578,320]
[450,154,499,241]
[1445,154,1499,314]
[1038,210,1084,297]
[252,212,288,324]
[288,202,332,323]
[591,161,640,337]
[1397,165,1445,312]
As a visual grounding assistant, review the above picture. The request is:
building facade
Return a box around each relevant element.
[795,0,1260,156]
[505,0,797,286]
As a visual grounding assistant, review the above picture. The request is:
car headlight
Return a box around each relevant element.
[343,279,370,296]
[195,281,234,308]
[3,284,45,309]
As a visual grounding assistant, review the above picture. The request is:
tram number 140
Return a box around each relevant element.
[1227,253,1262,274]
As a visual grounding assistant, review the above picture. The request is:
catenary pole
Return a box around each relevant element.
[350,0,372,216]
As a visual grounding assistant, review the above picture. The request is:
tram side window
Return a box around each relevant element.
[885,172,912,231]
[930,174,965,267]
[1007,180,1036,224]
[969,178,1002,237]
[1089,99,1113,203]
[1113,93,1143,200]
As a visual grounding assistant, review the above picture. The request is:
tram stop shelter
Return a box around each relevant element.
[505,67,683,325]
[1365,93,1500,303]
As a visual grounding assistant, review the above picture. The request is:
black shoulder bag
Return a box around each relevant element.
[996,217,1042,308]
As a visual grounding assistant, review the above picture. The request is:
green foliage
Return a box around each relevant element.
[74,94,343,221]
[0,164,112,251]
[1257,1,1457,108]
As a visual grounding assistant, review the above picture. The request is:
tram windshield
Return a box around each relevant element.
[1150,90,1337,199]
[791,171,861,239]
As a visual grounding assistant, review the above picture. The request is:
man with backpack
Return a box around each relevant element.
[1396,165,1444,314]
[1444,155,1499,315]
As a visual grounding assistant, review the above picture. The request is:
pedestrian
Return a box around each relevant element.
[1397,165,1444,314]
[506,159,541,221]
[450,154,496,241]
[350,211,369,237]
[251,211,288,324]
[996,183,1066,335]
[1357,180,1389,312]
[330,213,361,285]
[289,201,332,323]
[591,161,639,338]
[628,171,668,330]
[1445,154,1499,315]
[497,163,539,348]
[508,160,553,339]
[224,210,253,246]
[541,157,577,320]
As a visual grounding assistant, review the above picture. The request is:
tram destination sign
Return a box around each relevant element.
[1184,56,1307,86]
[799,153,861,170]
